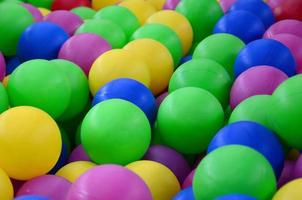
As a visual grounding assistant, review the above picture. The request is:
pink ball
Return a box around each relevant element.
[156,92,168,108]
[44,10,83,36]
[66,165,152,200]
[68,145,90,163]
[230,66,288,109]
[292,155,302,179]
[17,175,71,200]
[22,3,43,22]
[264,19,302,39]
[182,169,195,189]
[278,160,295,188]
[58,33,111,75]
[0,52,5,81]
[163,0,180,10]
[219,0,237,13]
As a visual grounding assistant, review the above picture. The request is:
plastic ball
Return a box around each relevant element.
[163,0,180,10]
[214,11,265,44]
[38,8,51,16]
[92,0,121,10]
[76,19,126,49]
[26,0,53,9]
[264,20,302,39]
[92,78,157,123]
[127,160,181,200]
[157,87,224,154]
[230,66,288,109]
[7,60,71,119]
[0,83,9,114]
[71,7,96,20]
[182,169,195,189]
[88,49,150,95]
[5,56,21,75]
[0,2,34,56]
[66,165,152,200]
[176,0,223,43]
[278,161,295,188]
[0,167,13,200]
[2,75,10,87]
[131,23,182,66]
[49,135,69,174]
[173,187,195,200]
[215,194,257,200]
[81,99,151,165]
[234,39,296,78]
[208,121,285,177]
[51,0,90,10]
[156,92,168,108]
[17,22,69,61]
[94,5,140,39]
[124,39,173,95]
[68,145,90,163]
[17,175,71,200]
[266,0,302,21]
[21,3,43,22]
[194,145,276,200]
[219,0,237,12]
[15,196,50,200]
[169,59,231,108]
[273,179,302,200]
[0,52,5,81]
[193,33,245,78]
[180,55,192,64]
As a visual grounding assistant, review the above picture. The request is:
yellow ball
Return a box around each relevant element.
[92,0,121,10]
[56,161,96,183]
[2,75,9,88]
[119,0,157,25]
[145,0,166,10]
[126,160,180,200]
[0,106,61,180]
[38,8,51,17]
[89,49,150,95]
[124,39,174,95]
[0,168,13,200]
[273,179,302,200]
[146,10,193,55]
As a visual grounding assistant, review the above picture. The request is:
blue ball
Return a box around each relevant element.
[49,142,68,174]
[230,0,275,28]
[213,11,265,44]
[17,22,69,61]
[92,78,157,124]
[234,39,296,77]
[15,195,49,200]
[173,187,195,200]
[5,56,21,75]
[180,55,192,65]
[215,194,257,200]
[208,121,284,177]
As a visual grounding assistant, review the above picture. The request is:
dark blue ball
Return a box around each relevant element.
[208,121,284,177]
[15,195,49,200]
[215,194,257,200]
[92,78,157,124]
[180,55,192,65]
[5,56,21,75]
[17,22,68,61]
[48,142,68,174]
[213,10,265,44]
[173,187,195,200]
[234,39,296,77]
[230,0,275,28]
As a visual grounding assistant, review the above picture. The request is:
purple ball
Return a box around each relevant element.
[163,0,180,10]
[68,145,90,163]
[44,10,83,36]
[58,33,111,75]
[0,52,5,81]
[156,92,168,108]
[219,0,237,13]
[143,145,191,182]
[292,155,302,179]
[17,175,71,200]
[66,165,152,200]
[278,160,295,188]
[230,66,288,109]
[22,3,43,22]
[182,169,195,189]
[264,19,302,39]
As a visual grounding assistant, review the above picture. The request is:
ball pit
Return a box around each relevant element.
[273,179,302,200]
[173,187,195,200]
[264,19,302,39]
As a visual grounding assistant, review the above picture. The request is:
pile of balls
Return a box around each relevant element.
[0,0,302,199]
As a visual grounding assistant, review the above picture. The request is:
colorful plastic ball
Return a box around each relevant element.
[5,56,21,75]
[15,196,50,200]
[92,78,157,123]
[180,55,192,64]
[230,0,275,28]
[173,187,195,200]
[127,160,181,200]
[214,11,265,44]
[49,138,69,174]
[21,3,43,22]
[176,0,223,43]
[17,175,71,200]
[76,19,126,49]
[2,75,10,87]
[0,52,5,80]
[124,39,173,95]
[131,23,182,66]
[0,106,61,180]
[156,92,168,108]
[0,83,9,114]
[0,2,34,56]
[266,0,302,21]
[38,8,51,16]
[66,165,152,200]
[88,49,150,95]
[234,39,296,78]
[7,60,71,119]
[51,0,90,10]
[215,194,257,200]
[17,22,69,61]
[71,7,96,20]
[273,178,302,200]
[219,0,236,12]
[81,99,151,165]
[182,169,195,189]
[278,161,295,188]
[163,0,180,10]
[0,167,13,200]
[230,66,288,109]
[194,145,276,200]
[68,145,90,163]
[94,5,140,39]
[264,20,302,39]
[169,59,231,108]
[27,0,53,9]
[158,87,224,154]
[92,0,121,10]
[58,33,111,75]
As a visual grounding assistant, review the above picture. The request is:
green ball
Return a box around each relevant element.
[0,2,34,56]
[81,99,151,165]
[94,5,140,39]
[7,59,71,119]
[76,19,127,48]
[193,145,276,200]
[169,59,231,108]
[131,23,182,67]
[229,95,273,130]
[75,123,82,146]
[157,87,224,154]
[193,33,245,78]
[176,0,223,43]
[0,83,9,114]
[26,0,53,9]
[52,59,89,121]
[71,6,96,20]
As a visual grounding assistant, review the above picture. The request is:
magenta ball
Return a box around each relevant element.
[68,145,90,163]
[264,19,302,39]
[17,175,71,200]
[58,33,111,75]
[219,0,237,13]
[278,160,295,188]
[163,0,180,10]
[292,155,302,179]
[66,165,152,200]
[44,10,83,36]
[156,92,168,108]
[0,52,5,81]
[22,3,43,22]
[230,66,288,109]
[182,169,195,189]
